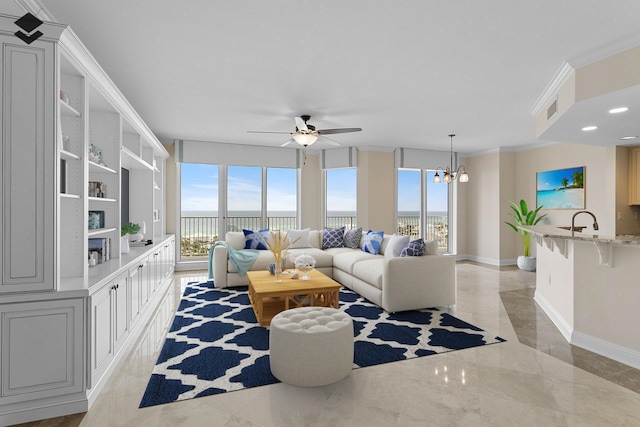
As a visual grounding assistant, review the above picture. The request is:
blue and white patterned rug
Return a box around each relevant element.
[140,281,505,408]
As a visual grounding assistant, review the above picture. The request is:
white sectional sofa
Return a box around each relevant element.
[212,230,456,312]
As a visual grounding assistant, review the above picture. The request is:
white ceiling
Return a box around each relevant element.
[10,0,640,154]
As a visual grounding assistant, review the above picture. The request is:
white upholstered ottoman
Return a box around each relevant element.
[269,306,354,387]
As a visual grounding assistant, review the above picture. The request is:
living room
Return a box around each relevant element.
[2,1,640,426]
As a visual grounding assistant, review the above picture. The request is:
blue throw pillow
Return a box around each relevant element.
[344,227,362,249]
[322,226,345,249]
[243,228,270,250]
[400,238,425,257]
[362,230,384,255]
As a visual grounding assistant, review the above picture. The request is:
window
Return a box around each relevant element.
[325,168,356,229]
[396,169,450,252]
[179,164,299,260]
[267,167,297,230]
[227,165,262,231]
[397,169,421,240]
[180,163,219,259]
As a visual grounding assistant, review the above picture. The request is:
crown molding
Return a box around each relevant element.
[461,141,562,158]
[530,62,574,117]
[568,32,640,68]
[15,0,55,21]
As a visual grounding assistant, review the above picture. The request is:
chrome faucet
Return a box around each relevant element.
[571,210,599,237]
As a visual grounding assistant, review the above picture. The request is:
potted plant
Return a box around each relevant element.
[120,222,141,254]
[505,199,547,271]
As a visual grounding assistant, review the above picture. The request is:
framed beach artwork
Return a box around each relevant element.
[536,166,585,209]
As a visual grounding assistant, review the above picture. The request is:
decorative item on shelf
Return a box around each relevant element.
[88,143,106,166]
[505,199,547,272]
[264,230,300,282]
[433,134,469,184]
[153,209,160,221]
[88,181,107,198]
[88,237,109,265]
[59,89,70,104]
[60,159,67,194]
[88,210,105,230]
[121,222,141,254]
[294,254,316,280]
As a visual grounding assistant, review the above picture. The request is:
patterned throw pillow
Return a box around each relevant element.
[400,238,426,257]
[322,226,345,249]
[344,227,362,249]
[362,230,384,255]
[243,228,270,250]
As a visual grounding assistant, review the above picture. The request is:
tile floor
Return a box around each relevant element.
[13,263,640,426]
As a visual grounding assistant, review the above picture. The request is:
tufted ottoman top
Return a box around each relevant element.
[271,307,351,334]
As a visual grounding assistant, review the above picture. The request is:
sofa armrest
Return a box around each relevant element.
[213,245,229,288]
[382,254,456,312]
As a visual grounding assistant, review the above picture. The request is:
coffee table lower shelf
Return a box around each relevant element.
[246,269,341,326]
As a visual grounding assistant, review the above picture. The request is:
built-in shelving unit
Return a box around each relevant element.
[0,13,172,425]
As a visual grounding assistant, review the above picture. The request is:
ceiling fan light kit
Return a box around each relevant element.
[433,134,469,184]
[248,115,362,148]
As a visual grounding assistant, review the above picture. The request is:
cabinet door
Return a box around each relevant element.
[139,258,149,309]
[152,249,160,294]
[129,265,141,326]
[630,147,640,205]
[91,282,114,382]
[113,272,129,352]
[0,298,84,405]
[1,36,56,293]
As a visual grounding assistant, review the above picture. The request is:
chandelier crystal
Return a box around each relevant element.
[433,134,469,184]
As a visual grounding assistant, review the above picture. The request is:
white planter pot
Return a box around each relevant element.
[517,256,536,272]
[121,236,130,254]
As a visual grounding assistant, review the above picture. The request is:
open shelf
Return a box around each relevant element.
[60,149,81,161]
[60,99,81,117]
[60,193,81,199]
[121,146,153,170]
[88,196,117,203]
[89,160,117,174]
[87,227,117,237]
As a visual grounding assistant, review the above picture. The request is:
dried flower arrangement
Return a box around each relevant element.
[264,230,300,272]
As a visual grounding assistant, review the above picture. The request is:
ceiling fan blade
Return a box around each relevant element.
[318,135,340,146]
[247,130,293,134]
[295,116,309,132]
[280,138,294,147]
[317,127,362,135]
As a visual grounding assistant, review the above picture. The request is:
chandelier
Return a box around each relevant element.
[433,134,469,184]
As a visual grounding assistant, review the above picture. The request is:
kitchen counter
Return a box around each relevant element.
[519,225,640,245]
[527,225,640,371]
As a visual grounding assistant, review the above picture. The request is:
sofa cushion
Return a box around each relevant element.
[287,248,333,269]
[343,227,362,249]
[385,234,410,258]
[424,240,439,255]
[352,259,384,289]
[332,250,378,274]
[400,238,425,257]
[228,250,274,273]
[286,228,311,248]
[243,228,270,250]
[309,230,322,249]
[362,230,384,255]
[323,226,345,249]
[225,232,246,251]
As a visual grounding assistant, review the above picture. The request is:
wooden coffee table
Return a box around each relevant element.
[246,268,341,326]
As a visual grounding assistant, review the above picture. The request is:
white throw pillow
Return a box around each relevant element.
[385,234,410,258]
[286,228,311,249]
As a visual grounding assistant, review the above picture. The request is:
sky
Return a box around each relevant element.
[536,167,585,191]
[181,164,449,213]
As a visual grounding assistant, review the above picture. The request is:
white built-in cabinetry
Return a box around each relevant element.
[0,14,175,425]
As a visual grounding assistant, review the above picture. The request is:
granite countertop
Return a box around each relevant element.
[518,225,640,245]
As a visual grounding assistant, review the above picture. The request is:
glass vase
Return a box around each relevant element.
[275,265,283,282]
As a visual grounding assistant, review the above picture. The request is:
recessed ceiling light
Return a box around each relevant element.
[582,126,598,131]
[609,107,629,114]
[620,136,638,140]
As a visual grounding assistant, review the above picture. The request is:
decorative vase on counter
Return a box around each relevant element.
[121,236,130,254]
[517,255,536,272]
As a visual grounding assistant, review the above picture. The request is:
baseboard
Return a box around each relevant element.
[572,331,640,370]
[533,290,573,342]
[455,254,513,266]
[0,393,88,425]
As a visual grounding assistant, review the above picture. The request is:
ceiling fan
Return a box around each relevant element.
[247,115,362,147]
